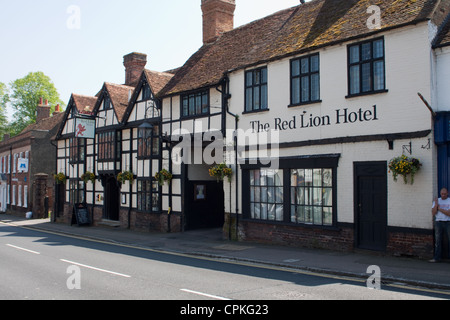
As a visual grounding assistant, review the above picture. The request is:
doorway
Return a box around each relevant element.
[185,180,225,230]
[103,176,120,221]
[354,162,388,251]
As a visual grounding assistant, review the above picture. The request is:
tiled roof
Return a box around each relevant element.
[72,94,98,114]
[159,0,441,96]
[144,69,174,95]
[0,112,65,148]
[104,82,135,122]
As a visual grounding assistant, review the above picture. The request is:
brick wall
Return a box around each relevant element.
[242,220,434,258]
[241,220,354,252]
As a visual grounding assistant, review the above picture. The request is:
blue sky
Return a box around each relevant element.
[0,0,305,118]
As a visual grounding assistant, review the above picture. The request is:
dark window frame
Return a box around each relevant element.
[290,53,321,106]
[347,37,387,97]
[69,137,85,164]
[244,67,268,113]
[69,179,85,204]
[97,131,121,162]
[181,90,210,118]
[136,179,160,213]
[137,125,160,159]
[241,156,339,228]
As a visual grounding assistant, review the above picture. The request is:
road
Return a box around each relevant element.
[0,221,448,304]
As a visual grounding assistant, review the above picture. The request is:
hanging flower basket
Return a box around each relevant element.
[54,172,68,185]
[388,155,422,185]
[117,170,135,184]
[81,171,96,184]
[209,163,233,182]
[155,169,173,186]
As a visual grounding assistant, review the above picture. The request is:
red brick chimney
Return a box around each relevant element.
[36,97,50,123]
[123,52,147,86]
[52,104,62,116]
[201,0,236,44]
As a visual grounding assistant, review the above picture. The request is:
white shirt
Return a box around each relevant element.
[432,197,450,222]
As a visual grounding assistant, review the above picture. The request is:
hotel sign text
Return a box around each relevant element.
[250,105,379,133]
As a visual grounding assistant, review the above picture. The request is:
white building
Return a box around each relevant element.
[55,0,450,258]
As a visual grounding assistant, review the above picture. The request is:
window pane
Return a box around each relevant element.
[350,65,360,94]
[195,94,202,114]
[311,55,319,72]
[254,70,261,85]
[246,72,253,86]
[311,73,320,101]
[305,207,313,223]
[313,169,322,187]
[189,95,195,115]
[373,60,385,91]
[202,93,209,114]
[313,188,322,206]
[323,169,332,186]
[246,88,253,112]
[253,86,260,110]
[261,186,267,202]
[261,84,268,110]
[323,188,333,207]
[291,59,300,77]
[301,76,310,102]
[314,207,322,225]
[276,205,283,221]
[323,207,333,226]
[362,62,372,92]
[301,58,309,74]
[261,68,267,84]
[349,45,359,63]
[261,204,268,220]
[373,39,384,59]
[183,97,189,116]
[291,78,300,105]
[362,42,372,61]
[274,170,283,186]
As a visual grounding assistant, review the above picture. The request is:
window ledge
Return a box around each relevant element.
[242,108,270,115]
[288,100,322,108]
[345,89,388,99]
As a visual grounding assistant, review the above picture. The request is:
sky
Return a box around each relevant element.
[0,0,306,119]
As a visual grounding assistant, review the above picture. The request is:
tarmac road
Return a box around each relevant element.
[0,220,448,302]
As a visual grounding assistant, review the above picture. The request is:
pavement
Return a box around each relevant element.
[1,213,450,293]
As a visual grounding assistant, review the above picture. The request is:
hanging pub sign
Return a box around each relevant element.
[75,117,96,139]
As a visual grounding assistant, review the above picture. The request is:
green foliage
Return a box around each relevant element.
[0,82,9,140]
[8,72,65,136]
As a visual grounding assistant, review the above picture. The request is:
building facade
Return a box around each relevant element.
[55,0,450,258]
[0,98,63,217]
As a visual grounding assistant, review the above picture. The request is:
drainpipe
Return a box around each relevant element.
[217,73,239,241]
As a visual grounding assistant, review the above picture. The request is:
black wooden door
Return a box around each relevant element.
[355,162,387,251]
[185,181,224,230]
[104,177,120,221]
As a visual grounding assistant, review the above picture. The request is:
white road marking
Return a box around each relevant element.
[60,259,131,278]
[180,288,231,300]
[6,244,40,255]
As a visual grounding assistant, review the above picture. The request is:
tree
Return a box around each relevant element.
[8,72,65,136]
[0,82,9,140]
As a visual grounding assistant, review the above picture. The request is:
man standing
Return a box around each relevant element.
[430,188,450,262]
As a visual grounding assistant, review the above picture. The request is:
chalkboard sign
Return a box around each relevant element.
[71,204,91,226]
